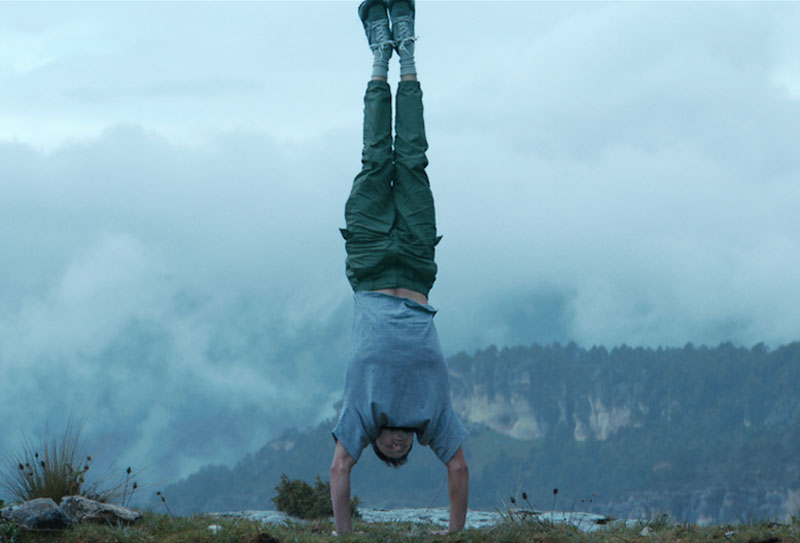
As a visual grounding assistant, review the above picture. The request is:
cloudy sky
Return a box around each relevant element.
[2,1,800,492]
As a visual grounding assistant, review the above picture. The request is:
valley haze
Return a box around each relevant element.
[1,1,799,503]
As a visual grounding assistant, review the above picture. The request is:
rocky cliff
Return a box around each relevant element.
[447,342,800,524]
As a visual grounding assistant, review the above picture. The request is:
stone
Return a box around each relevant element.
[0,498,72,530]
[59,496,142,526]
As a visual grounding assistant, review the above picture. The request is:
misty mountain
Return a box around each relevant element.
[159,341,800,524]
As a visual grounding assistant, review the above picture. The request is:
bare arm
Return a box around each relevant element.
[329,440,357,534]
[446,447,469,532]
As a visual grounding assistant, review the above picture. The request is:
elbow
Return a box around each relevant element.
[330,460,352,480]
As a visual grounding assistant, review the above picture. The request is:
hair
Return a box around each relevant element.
[372,441,413,468]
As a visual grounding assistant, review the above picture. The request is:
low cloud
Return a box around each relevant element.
[0,129,351,487]
[2,2,800,490]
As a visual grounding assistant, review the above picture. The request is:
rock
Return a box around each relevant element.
[0,498,72,530]
[59,496,142,526]
[0,496,142,530]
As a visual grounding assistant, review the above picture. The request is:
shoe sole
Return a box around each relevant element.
[358,0,388,24]
[387,0,415,15]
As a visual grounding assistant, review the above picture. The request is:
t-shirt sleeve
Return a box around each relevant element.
[428,405,468,464]
[331,405,371,462]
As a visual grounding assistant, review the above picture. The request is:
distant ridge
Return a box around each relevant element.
[161,341,800,524]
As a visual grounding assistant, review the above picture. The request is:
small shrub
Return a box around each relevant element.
[272,474,360,520]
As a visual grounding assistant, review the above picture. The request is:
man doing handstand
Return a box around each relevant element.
[329,0,469,535]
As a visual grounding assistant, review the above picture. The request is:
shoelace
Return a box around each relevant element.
[391,15,417,55]
[394,35,417,56]
[365,20,394,52]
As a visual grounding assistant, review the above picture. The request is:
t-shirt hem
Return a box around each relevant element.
[331,430,363,463]
[436,428,468,465]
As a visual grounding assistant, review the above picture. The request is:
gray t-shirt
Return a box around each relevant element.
[332,292,467,464]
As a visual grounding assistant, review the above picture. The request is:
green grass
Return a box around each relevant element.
[3,512,799,543]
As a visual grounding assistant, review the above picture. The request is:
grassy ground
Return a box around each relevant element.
[3,512,799,543]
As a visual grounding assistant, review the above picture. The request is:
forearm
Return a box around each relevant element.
[447,466,469,532]
[330,467,352,534]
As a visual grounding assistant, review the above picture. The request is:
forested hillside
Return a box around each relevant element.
[160,342,800,524]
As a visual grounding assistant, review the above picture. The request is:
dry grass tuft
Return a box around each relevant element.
[1,416,140,506]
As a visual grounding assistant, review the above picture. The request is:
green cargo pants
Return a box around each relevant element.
[341,80,441,298]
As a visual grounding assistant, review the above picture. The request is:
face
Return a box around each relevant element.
[375,428,414,459]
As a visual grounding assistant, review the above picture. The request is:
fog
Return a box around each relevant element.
[2,1,799,492]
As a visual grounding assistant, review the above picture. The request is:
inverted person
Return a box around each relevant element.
[329,0,470,535]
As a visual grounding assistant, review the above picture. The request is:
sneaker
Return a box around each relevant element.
[387,0,416,55]
[358,0,393,53]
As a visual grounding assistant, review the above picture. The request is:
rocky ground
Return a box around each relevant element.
[214,507,632,533]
